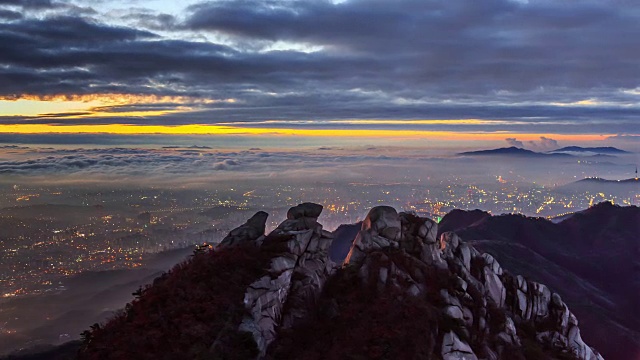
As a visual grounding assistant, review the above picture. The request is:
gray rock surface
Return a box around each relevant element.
[221,204,604,360]
[341,206,603,360]
[235,203,334,358]
[218,211,268,247]
[286,202,323,220]
[442,331,478,360]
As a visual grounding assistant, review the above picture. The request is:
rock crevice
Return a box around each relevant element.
[231,203,335,357]
[222,204,604,360]
[342,206,603,360]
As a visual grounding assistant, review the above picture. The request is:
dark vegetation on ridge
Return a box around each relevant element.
[6,202,631,360]
[78,245,268,360]
[77,239,583,360]
[268,249,579,360]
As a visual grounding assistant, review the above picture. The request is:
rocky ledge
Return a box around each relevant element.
[220,204,603,360]
[220,203,335,354]
[78,202,605,360]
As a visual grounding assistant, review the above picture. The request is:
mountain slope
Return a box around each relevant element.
[329,222,361,261]
[74,203,605,360]
[550,146,629,154]
[438,202,640,359]
[78,244,268,359]
[458,147,572,157]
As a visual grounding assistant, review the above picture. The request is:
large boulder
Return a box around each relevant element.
[362,205,401,235]
[218,211,268,247]
[344,206,402,265]
[286,202,323,220]
[441,331,478,360]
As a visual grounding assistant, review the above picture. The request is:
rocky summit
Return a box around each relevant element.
[76,203,607,360]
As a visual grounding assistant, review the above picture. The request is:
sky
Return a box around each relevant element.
[0,0,639,150]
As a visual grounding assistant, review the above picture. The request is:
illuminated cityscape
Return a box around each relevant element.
[0,0,638,357]
[1,176,637,299]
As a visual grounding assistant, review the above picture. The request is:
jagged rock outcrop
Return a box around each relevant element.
[343,206,603,360]
[218,211,268,247]
[345,206,402,264]
[442,331,479,360]
[77,203,608,360]
[439,203,640,359]
[237,203,335,357]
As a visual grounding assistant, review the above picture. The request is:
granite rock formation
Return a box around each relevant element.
[77,202,608,360]
[252,204,602,359]
[439,202,640,359]
[229,203,335,357]
[342,206,603,360]
[218,210,268,247]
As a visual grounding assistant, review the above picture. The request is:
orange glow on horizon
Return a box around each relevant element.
[0,123,610,142]
[0,95,236,117]
[238,119,521,126]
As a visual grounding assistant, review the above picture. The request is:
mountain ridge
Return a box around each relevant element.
[550,146,630,154]
[437,202,640,359]
[458,146,630,157]
[458,147,572,157]
[72,202,610,360]
[573,177,638,184]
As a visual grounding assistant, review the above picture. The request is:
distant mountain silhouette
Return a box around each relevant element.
[458,146,572,157]
[550,146,630,154]
[558,177,639,194]
[437,209,491,234]
[458,146,630,158]
[574,177,639,184]
[329,222,361,262]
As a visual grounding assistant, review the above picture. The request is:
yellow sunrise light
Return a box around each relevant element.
[0,123,611,143]
[0,94,236,117]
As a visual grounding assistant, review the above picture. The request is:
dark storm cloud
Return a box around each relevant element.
[0,0,53,8]
[0,9,22,19]
[0,16,156,48]
[185,0,640,91]
[0,0,639,133]
[7,103,638,135]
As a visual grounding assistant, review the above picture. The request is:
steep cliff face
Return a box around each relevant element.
[229,203,335,357]
[323,206,601,360]
[439,202,640,359]
[78,203,606,360]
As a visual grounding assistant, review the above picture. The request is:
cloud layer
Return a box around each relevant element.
[0,143,635,190]
[0,0,638,135]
